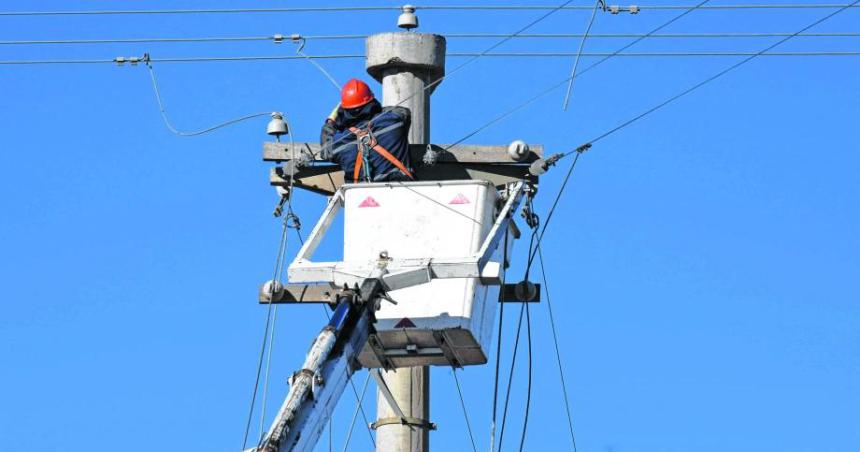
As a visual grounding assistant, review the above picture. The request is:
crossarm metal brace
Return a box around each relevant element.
[371,369,407,421]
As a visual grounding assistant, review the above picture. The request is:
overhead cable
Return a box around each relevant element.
[518,303,533,452]
[259,304,280,443]
[452,369,479,452]
[2,4,859,17]
[242,215,292,450]
[5,51,860,66]
[496,301,527,452]
[537,244,579,451]
[294,38,342,91]
[4,32,860,46]
[144,57,270,136]
[562,0,604,110]
[395,0,579,110]
[523,0,860,287]
[489,232,510,452]
[340,372,372,452]
[443,0,714,153]
[572,0,860,153]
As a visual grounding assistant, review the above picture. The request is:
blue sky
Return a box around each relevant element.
[1,1,859,451]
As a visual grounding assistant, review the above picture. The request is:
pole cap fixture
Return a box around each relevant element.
[397,5,419,29]
[267,112,289,137]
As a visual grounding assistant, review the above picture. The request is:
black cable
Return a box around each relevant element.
[521,1,859,281]
[496,301,526,452]
[3,32,860,46]
[242,218,290,450]
[524,152,582,277]
[496,226,538,451]
[6,51,860,66]
[563,0,860,155]
[562,0,603,111]
[442,0,713,152]
[518,302,533,452]
[394,0,578,110]
[490,231,509,450]
[453,368,479,452]
[538,244,579,451]
[2,4,858,16]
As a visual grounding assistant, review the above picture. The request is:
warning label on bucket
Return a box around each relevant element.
[358,196,380,208]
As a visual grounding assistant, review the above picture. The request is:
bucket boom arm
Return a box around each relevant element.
[254,280,384,452]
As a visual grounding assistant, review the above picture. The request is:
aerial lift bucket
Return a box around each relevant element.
[288,179,525,368]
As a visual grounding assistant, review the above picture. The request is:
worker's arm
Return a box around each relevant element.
[381,106,412,135]
[319,103,341,160]
[382,106,411,123]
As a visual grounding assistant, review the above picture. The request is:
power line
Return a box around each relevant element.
[5,51,860,66]
[521,0,860,292]
[340,372,372,452]
[517,302,533,452]
[242,216,291,450]
[489,232,510,452]
[259,304,280,443]
[496,301,527,452]
[0,36,271,45]
[444,0,715,152]
[446,31,860,38]
[572,0,860,152]
[3,32,860,46]
[537,244,579,451]
[0,6,398,16]
[144,57,270,137]
[396,0,579,110]
[562,0,603,110]
[2,4,859,17]
[419,3,860,9]
[466,51,860,57]
[452,369,479,452]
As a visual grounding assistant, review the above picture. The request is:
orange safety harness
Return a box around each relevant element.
[349,124,414,182]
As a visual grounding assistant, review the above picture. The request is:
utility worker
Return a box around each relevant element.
[320,79,415,183]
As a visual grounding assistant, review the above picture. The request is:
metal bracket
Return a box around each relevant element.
[367,334,394,370]
[433,331,463,368]
[371,369,406,419]
[370,416,437,431]
[369,368,437,431]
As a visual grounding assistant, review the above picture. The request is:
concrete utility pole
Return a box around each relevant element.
[365,26,446,452]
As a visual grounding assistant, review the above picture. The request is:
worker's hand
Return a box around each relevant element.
[321,120,336,138]
[327,103,340,122]
[319,121,336,160]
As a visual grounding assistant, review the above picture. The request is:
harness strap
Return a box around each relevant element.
[348,126,414,181]
[353,146,364,182]
[369,141,414,179]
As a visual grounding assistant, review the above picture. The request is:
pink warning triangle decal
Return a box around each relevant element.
[394,318,416,328]
[449,193,470,205]
[358,196,380,208]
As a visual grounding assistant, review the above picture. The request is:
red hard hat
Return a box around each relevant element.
[340,79,375,109]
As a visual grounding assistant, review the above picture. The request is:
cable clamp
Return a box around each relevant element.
[575,143,592,154]
[370,416,437,431]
